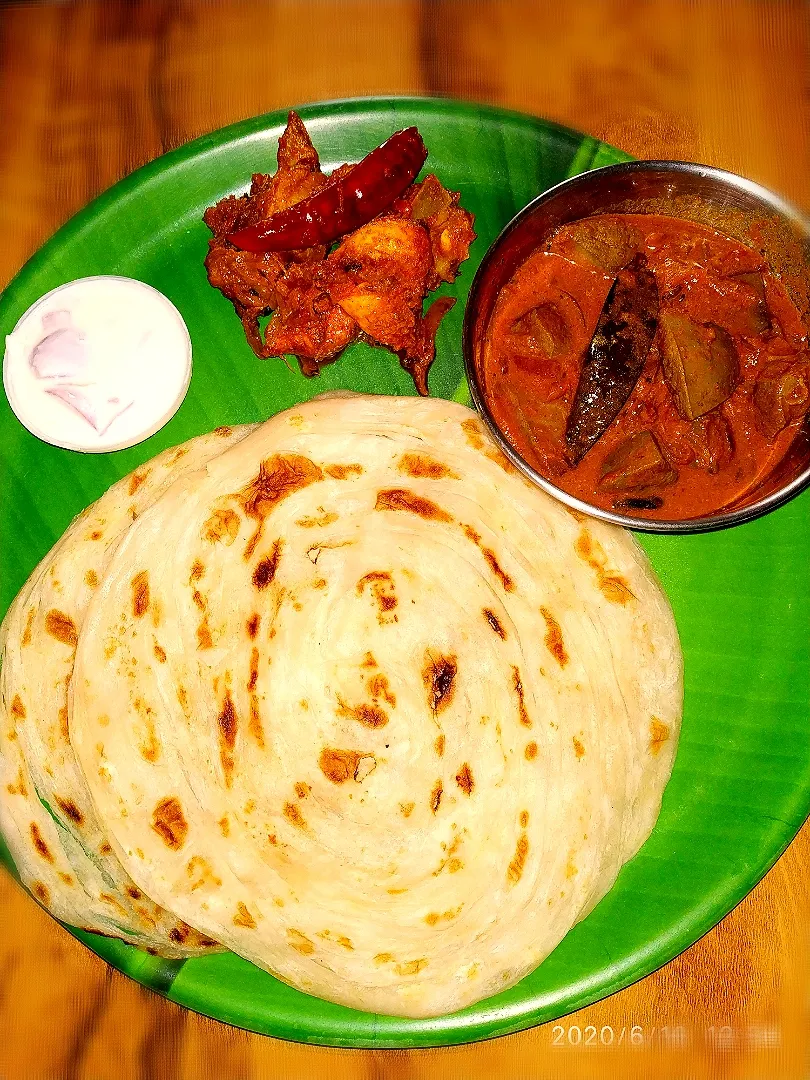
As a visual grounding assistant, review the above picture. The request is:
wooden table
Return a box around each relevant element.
[0,2,807,1077]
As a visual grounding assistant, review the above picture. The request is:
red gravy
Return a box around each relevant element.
[482,214,810,520]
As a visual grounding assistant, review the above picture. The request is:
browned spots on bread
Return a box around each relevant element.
[153,641,167,663]
[128,470,149,495]
[190,559,205,582]
[59,872,74,886]
[482,548,513,591]
[99,842,113,855]
[423,652,457,715]
[287,927,315,954]
[247,648,260,693]
[574,529,635,605]
[30,822,53,862]
[126,885,142,899]
[461,525,514,591]
[434,734,445,757]
[218,816,230,837]
[131,572,150,618]
[218,692,237,786]
[6,769,28,798]
[400,801,415,818]
[319,748,363,784]
[425,906,462,926]
[248,694,265,748]
[512,667,532,728]
[461,419,518,473]
[540,606,569,667]
[85,569,99,588]
[374,952,394,964]
[374,488,452,522]
[283,802,306,829]
[455,763,474,795]
[246,613,261,639]
[55,797,84,826]
[599,576,635,605]
[152,797,188,849]
[483,608,506,639]
[186,856,222,891]
[507,833,529,885]
[395,958,428,976]
[336,697,389,729]
[10,695,26,720]
[294,782,311,799]
[45,609,78,647]
[397,452,459,480]
[196,617,213,650]
[434,833,464,876]
[520,810,529,828]
[573,736,585,759]
[202,507,240,545]
[650,717,670,754]
[234,902,257,929]
[357,570,398,623]
[21,607,35,646]
[317,930,354,950]
[57,706,70,742]
[296,510,338,528]
[325,463,364,480]
[461,417,486,450]
[214,425,233,437]
[253,539,283,590]
[368,672,396,708]
[176,686,190,716]
[193,590,207,612]
[89,530,103,540]
[237,454,324,524]
[32,881,50,905]
[429,780,443,814]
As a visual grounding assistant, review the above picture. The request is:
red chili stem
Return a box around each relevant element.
[228,127,428,253]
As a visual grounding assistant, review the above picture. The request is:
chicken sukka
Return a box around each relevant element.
[204,113,475,394]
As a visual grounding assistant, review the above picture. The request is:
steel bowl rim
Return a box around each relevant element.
[462,158,810,535]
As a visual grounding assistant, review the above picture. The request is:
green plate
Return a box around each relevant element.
[1,97,808,1048]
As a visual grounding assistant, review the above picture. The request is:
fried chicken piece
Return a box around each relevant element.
[326,216,456,393]
[203,117,474,392]
[203,112,331,354]
[329,218,432,348]
[264,263,359,368]
[204,244,286,355]
[396,174,477,289]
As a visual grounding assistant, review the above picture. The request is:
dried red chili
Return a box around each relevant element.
[228,127,428,253]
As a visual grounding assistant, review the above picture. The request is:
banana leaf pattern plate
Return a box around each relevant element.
[0,97,807,1047]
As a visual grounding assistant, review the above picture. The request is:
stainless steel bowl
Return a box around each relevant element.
[462,160,810,533]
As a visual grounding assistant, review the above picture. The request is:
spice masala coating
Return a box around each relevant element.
[204,112,475,394]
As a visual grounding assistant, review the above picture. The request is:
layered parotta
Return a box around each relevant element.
[0,423,254,955]
[69,394,681,1016]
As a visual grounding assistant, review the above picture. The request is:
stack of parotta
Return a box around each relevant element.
[0,394,682,1018]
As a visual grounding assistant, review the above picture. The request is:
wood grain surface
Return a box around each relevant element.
[0,2,808,1077]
